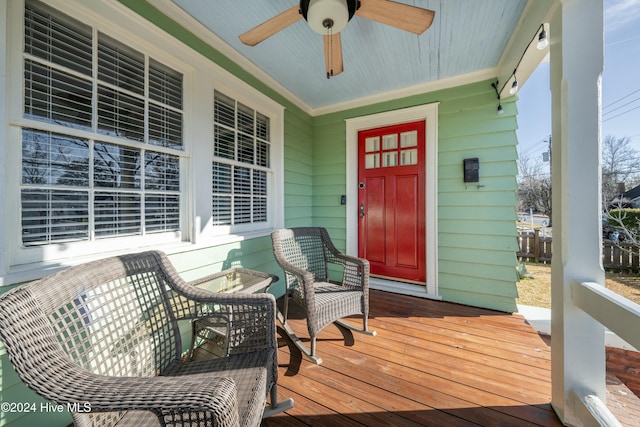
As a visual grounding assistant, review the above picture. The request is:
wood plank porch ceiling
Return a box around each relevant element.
[263,290,562,427]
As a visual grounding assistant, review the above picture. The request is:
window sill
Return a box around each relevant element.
[1,229,275,287]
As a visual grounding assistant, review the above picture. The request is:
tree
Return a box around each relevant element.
[517,151,552,222]
[518,135,639,227]
[602,135,640,203]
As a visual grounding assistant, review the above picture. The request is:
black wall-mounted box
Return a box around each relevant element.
[463,158,479,183]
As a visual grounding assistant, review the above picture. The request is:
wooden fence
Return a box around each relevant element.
[517,230,553,264]
[517,230,640,271]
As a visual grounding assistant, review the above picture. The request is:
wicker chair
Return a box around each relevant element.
[0,251,292,427]
[271,227,376,364]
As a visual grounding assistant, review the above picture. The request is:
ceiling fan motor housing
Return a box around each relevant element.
[300,0,360,34]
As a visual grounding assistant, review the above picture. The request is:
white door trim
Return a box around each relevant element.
[345,103,439,297]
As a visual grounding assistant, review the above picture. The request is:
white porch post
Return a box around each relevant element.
[550,0,605,424]
[0,0,7,283]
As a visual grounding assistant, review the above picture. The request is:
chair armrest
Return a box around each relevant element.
[328,253,370,290]
[330,252,369,269]
[40,364,240,426]
[271,258,316,287]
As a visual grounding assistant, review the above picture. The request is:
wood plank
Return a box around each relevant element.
[284,317,553,404]
[205,290,564,426]
[278,343,559,427]
[369,317,552,376]
[280,353,483,427]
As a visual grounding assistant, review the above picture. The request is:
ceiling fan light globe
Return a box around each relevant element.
[307,0,350,34]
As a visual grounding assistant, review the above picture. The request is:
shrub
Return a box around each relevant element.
[607,208,640,232]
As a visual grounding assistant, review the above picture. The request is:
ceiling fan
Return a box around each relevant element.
[239,0,435,78]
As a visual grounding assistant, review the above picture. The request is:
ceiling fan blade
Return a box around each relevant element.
[324,33,344,78]
[356,0,435,35]
[239,6,302,46]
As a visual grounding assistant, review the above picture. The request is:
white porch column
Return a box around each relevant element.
[550,0,605,424]
[0,0,8,283]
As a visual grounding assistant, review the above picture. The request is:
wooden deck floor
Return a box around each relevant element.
[261,290,562,427]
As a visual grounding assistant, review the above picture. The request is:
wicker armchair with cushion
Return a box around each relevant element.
[271,227,376,364]
[0,250,292,427]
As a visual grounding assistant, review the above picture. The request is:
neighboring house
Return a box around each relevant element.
[611,184,640,208]
[0,1,625,426]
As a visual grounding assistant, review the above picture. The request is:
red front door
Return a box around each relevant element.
[357,120,426,283]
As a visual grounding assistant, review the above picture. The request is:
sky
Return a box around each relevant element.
[516,0,640,174]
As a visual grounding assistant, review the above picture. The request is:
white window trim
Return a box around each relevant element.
[0,0,284,285]
[197,79,284,244]
[345,103,439,298]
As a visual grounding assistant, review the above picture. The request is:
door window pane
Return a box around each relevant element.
[382,134,397,150]
[365,153,380,169]
[401,131,418,148]
[365,136,380,152]
[401,148,418,166]
[382,152,398,167]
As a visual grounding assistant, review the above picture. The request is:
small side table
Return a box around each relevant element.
[188,268,277,359]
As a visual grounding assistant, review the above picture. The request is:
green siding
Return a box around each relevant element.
[311,80,519,312]
[283,109,315,227]
[437,83,519,311]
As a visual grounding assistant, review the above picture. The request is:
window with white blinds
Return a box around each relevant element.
[213,91,270,228]
[21,0,183,246]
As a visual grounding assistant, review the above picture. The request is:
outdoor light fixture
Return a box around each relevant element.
[537,27,548,50]
[492,23,547,109]
[303,0,355,34]
[509,75,519,95]
[491,80,504,115]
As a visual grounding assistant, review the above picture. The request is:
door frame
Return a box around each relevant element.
[345,103,439,298]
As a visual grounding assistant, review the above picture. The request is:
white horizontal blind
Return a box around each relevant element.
[212,91,270,227]
[21,129,90,245]
[20,0,183,246]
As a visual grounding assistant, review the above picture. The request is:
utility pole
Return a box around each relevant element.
[542,134,552,167]
[544,134,552,226]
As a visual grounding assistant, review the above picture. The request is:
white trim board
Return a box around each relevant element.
[345,103,439,298]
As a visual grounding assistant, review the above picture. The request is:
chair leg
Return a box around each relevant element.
[282,291,289,322]
[310,336,317,359]
[188,320,198,360]
[262,385,294,418]
[277,310,323,365]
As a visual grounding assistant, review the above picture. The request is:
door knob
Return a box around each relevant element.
[359,204,365,218]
